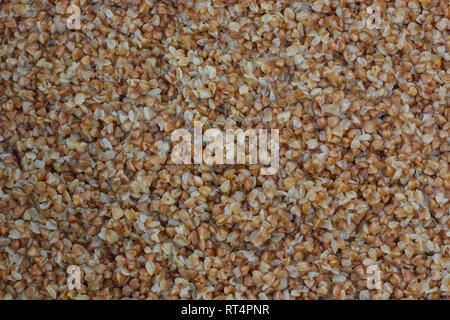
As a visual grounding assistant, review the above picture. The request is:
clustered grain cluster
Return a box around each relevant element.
[0,0,449,300]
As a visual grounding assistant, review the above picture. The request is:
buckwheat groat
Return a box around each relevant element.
[0,0,448,300]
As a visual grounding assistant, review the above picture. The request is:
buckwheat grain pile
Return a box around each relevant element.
[0,0,448,299]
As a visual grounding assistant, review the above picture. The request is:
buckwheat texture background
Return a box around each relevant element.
[0,0,448,299]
